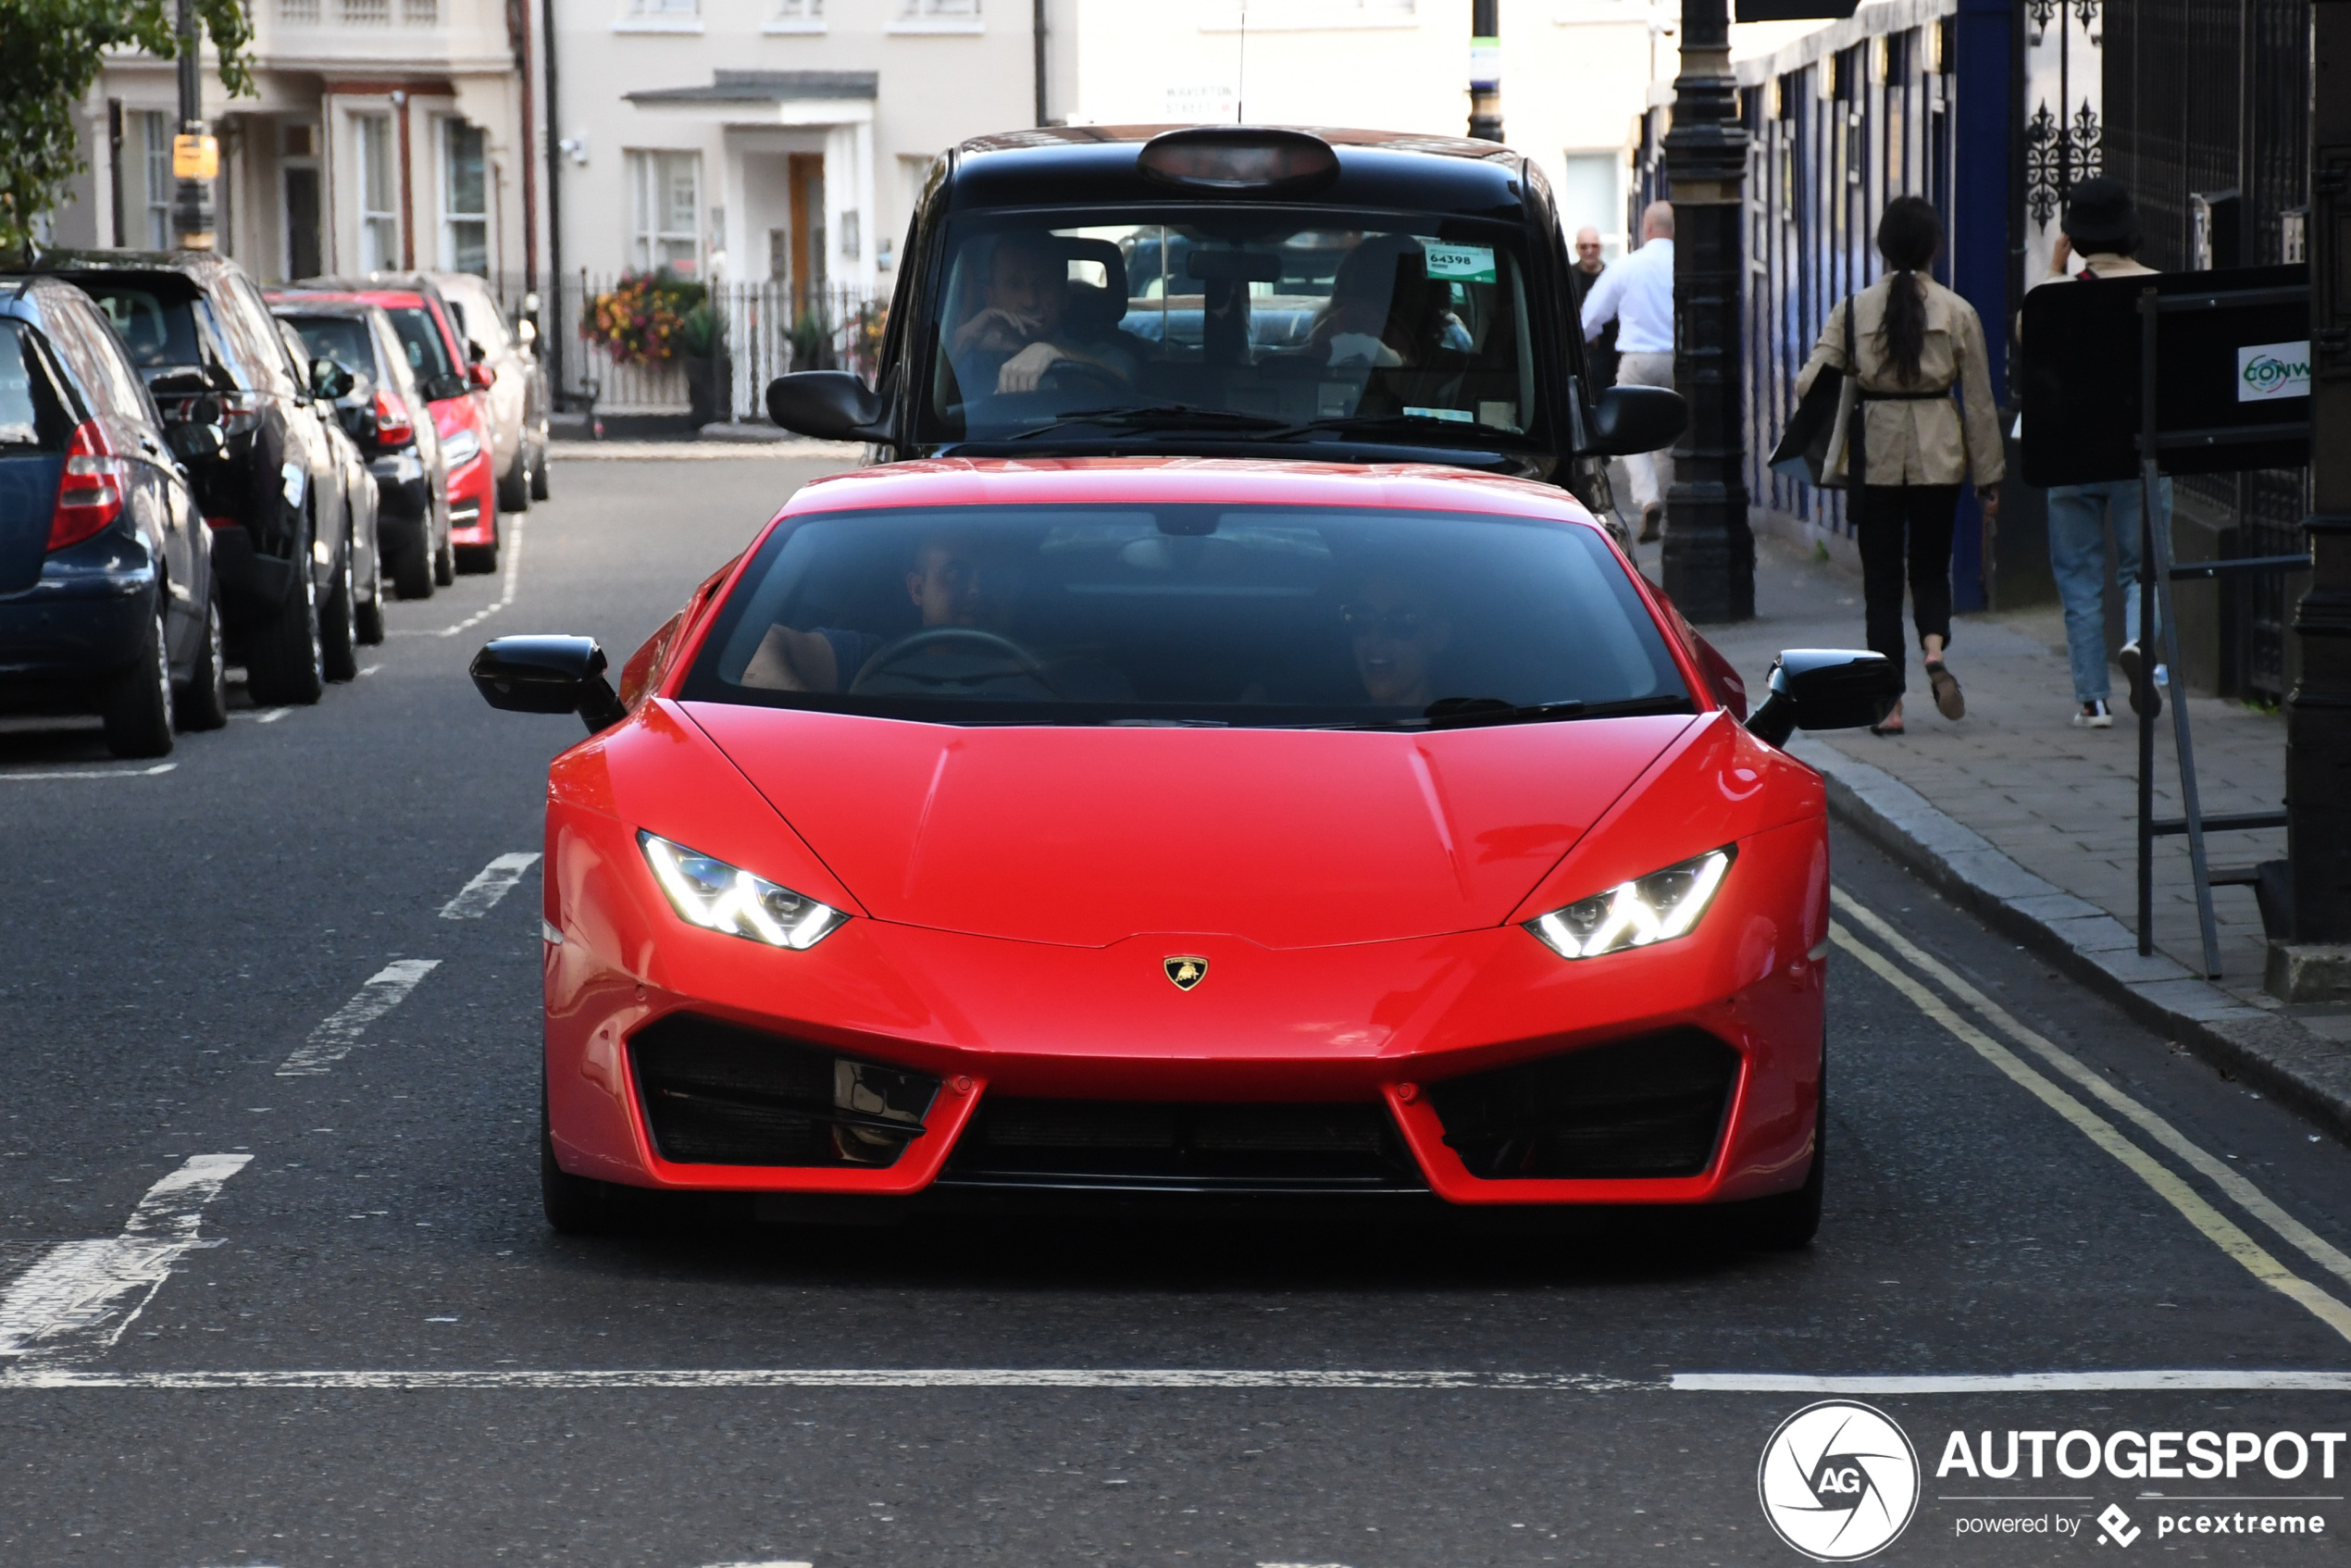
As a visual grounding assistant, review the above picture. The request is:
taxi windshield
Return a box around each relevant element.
[681,504,1688,729]
[916,215,1540,447]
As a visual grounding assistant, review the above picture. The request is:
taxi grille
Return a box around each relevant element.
[628,1014,939,1168]
[1425,1029,1741,1180]
[941,1099,1422,1191]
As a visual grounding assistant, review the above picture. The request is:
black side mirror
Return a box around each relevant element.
[470,635,628,734]
[310,357,355,401]
[425,372,470,404]
[1747,649,1903,747]
[164,421,226,463]
[468,339,489,364]
[766,371,888,442]
[1584,383,1688,456]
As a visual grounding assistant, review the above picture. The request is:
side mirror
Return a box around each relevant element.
[1584,383,1688,456]
[469,635,628,734]
[766,370,888,442]
[425,372,470,403]
[164,420,226,463]
[515,317,538,349]
[310,356,355,401]
[467,363,496,391]
[467,339,489,365]
[1746,649,1902,748]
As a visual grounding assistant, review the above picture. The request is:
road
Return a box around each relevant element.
[3,454,2349,1566]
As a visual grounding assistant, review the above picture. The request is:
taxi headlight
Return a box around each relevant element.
[638,830,848,950]
[1524,847,1735,960]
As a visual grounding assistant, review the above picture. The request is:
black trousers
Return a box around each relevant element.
[1856,484,1961,689]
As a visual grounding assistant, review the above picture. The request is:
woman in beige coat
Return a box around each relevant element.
[1795,196,2004,735]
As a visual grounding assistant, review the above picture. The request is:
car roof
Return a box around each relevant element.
[779,456,1596,527]
[293,285,430,308]
[22,248,245,286]
[266,294,392,319]
[0,273,102,326]
[942,127,1534,220]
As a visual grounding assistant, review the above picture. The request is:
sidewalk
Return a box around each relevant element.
[1628,527,2351,1138]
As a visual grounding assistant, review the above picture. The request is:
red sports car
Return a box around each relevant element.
[474,459,1895,1242]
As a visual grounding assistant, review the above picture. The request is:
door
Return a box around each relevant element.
[285,166,322,281]
[788,153,826,321]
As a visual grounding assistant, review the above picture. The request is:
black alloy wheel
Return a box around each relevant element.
[101,607,177,759]
[246,540,325,706]
[392,531,434,599]
[320,545,359,682]
[175,586,230,732]
[354,544,386,645]
[433,536,456,587]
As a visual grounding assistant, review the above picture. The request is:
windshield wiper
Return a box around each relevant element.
[1334,695,1695,731]
[1266,412,1503,444]
[1002,404,1293,441]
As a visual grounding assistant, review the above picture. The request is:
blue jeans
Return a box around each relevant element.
[2046,478,2171,704]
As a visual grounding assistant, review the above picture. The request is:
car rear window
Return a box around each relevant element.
[76,280,205,369]
[285,315,376,380]
[388,306,454,380]
[0,320,79,452]
[681,503,1688,728]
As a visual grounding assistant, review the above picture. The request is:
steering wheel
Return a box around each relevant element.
[848,627,1052,696]
[1037,359,1127,395]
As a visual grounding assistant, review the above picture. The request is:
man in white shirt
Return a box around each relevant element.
[1580,201,1676,541]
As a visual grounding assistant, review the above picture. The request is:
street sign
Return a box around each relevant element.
[172,135,218,181]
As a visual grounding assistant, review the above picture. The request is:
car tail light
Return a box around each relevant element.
[48,421,127,552]
[373,390,415,448]
[215,389,264,436]
[205,516,242,531]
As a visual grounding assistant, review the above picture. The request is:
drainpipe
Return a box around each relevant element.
[542,0,566,404]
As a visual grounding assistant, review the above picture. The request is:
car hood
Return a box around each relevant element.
[682,703,1693,950]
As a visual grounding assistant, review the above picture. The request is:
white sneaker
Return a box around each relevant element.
[2072,699,2114,728]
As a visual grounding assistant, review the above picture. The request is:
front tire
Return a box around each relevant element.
[321,548,359,682]
[176,586,230,732]
[244,549,325,706]
[541,1092,621,1235]
[529,442,550,502]
[355,545,385,645]
[1739,1071,1825,1251]
[433,537,456,587]
[497,454,531,513]
[102,608,176,759]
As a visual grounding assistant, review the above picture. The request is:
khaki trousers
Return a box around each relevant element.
[1615,351,1675,513]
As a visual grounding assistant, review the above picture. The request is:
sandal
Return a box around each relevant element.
[1924,659,1965,721]
[1869,716,1906,737]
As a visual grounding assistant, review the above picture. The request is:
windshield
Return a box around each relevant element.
[284,315,375,380]
[917,214,1539,446]
[387,306,454,381]
[681,504,1686,728]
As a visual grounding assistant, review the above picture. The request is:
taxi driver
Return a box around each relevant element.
[950,231,1136,397]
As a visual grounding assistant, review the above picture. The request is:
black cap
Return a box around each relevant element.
[2062,177,2141,255]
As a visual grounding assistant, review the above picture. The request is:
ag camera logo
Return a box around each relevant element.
[1759,1400,1922,1561]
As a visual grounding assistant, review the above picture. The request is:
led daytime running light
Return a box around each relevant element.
[1526,848,1735,960]
[638,830,847,951]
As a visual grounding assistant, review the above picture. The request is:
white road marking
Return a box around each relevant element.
[0,1155,251,1362]
[0,1367,1649,1391]
[275,959,442,1076]
[1676,1370,2351,1393]
[358,664,381,677]
[439,852,541,920]
[253,708,290,725]
[1834,887,2351,1298]
[0,763,176,782]
[1831,920,2351,1346]
[388,511,527,639]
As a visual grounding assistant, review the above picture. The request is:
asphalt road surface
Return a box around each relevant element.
[4,456,2350,1567]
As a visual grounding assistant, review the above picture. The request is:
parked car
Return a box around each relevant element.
[0,275,226,755]
[273,316,382,659]
[271,294,452,601]
[429,271,551,510]
[28,250,362,704]
[307,275,501,574]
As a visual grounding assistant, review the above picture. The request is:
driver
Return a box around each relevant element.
[949,231,1138,397]
[1340,572,1452,709]
[740,532,1011,693]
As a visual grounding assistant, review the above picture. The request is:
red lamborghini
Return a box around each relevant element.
[473,459,1897,1242]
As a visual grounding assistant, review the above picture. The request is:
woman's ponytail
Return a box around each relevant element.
[1874,196,1943,386]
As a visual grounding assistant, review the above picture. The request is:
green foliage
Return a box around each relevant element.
[677,300,725,360]
[0,0,255,255]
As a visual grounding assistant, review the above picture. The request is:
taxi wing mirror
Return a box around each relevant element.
[1584,383,1687,456]
[470,635,628,734]
[766,371,888,442]
[1747,650,1902,748]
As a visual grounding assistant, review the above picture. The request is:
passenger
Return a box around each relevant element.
[949,231,1138,397]
[1307,237,1449,369]
[740,533,1013,693]
[1340,574,1452,709]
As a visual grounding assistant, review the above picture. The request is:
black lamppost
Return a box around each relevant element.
[1659,0,1754,622]
[170,0,215,249]
[1469,0,1502,143]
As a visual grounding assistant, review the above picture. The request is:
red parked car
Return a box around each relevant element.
[303,277,500,573]
[472,458,1897,1242]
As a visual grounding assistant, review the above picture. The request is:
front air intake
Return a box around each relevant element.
[628,1014,939,1167]
[940,1099,1423,1191]
[1424,1029,1741,1180]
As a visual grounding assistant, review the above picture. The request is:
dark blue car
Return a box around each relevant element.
[0,276,224,757]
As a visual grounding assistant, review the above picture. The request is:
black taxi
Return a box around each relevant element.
[765,126,1684,511]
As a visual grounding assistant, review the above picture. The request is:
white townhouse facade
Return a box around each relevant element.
[54,0,541,289]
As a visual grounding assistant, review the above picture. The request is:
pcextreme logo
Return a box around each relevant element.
[1759,1400,1922,1561]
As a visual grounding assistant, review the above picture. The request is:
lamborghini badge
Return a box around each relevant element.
[1164,956,1208,990]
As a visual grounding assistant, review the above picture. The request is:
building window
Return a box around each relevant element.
[139,111,172,250]
[900,0,978,17]
[773,0,823,20]
[279,0,320,22]
[404,0,438,20]
[629,0,699,14]
[355,112,400,271]
[442,119,488,276]
[628,150,701,276]
[1558,151,1624,256]
[342,0,389,21]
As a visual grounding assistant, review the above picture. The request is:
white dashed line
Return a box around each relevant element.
[1673,1370,2351,1393]
[358,664,381,677]
[0,1155,252,1363]
[439,852,541,920]
[0,763,177,782]
[0,1367,1648,1391]
[275,958,442,1076]
[389,511,527,638]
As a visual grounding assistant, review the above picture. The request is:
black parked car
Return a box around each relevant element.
[30,251,361,705]
[0,276,227,756]
[270,294,451,602]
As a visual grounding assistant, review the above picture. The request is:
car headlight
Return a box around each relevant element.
[441,426,481,467]
[638,830,848,950]
[1524,847,1735,960]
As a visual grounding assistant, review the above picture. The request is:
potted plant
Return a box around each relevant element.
[678,301,730,426]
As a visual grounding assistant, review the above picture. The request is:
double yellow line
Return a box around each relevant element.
[1830,887,2351,1345]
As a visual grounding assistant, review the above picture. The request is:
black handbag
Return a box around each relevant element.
[1769,298,1860,490]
